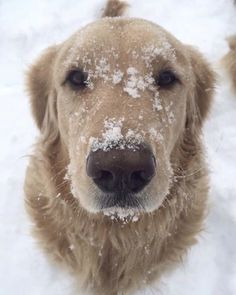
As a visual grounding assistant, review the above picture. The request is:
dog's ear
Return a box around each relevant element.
[186,46,215,131]
[102,0,128,17]
[221,36,236,95]
[226,35,236,50]
[26,46,58,131]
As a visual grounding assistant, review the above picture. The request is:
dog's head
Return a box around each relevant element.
[27,10,214,217]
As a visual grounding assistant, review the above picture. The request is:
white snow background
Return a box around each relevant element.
[0,0,236,294]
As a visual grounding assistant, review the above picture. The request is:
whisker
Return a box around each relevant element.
[173,166,206,179]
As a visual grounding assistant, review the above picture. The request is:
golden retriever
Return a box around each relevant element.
[221,35,236,95]
[24,0,215,294]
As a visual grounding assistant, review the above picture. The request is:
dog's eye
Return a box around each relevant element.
[66,70,88,89]
[156,70,178,87]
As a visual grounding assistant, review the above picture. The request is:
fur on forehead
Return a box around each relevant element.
[56,17,189,72]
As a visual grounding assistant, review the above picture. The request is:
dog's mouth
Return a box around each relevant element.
[98,190,144,209]
[101,203,142,223]
[98,190,144,221]
[102,207,141,222]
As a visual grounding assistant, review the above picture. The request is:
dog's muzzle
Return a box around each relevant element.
[86,145,156,208]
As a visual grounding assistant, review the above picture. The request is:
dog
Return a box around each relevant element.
[221,35,236,95]
[24,0,215,294]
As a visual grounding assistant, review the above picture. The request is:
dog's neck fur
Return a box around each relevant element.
[24,131,208,295]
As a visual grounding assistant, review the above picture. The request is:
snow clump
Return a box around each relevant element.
[89,118,144,152]
[103,207,140,223]
[124,67,155,98]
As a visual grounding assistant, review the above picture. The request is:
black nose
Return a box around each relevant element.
[86,145,156,193]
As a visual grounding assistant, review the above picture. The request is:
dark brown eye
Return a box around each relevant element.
[156,70,178,87]
[67,70,88,89]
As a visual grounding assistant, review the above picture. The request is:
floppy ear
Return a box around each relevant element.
[26,46,58,131]
[186,47,215,131]
[226,35,236,50]
[101,0,128,17]
[221,35,236,95]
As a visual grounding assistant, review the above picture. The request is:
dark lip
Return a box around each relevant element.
[99,191,144,210]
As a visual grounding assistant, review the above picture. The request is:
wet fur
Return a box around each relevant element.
[24,1,215,294]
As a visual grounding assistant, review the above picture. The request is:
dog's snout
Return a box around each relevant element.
[86,146,156,193]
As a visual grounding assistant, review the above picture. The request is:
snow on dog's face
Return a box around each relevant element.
[27,18,214,217]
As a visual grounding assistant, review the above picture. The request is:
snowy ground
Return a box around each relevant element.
[1,0,236,294]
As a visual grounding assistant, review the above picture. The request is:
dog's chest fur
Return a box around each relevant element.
[25,149,207,295]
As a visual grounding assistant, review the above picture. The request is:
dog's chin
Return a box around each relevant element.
[73,184,169,217]
[101,206,142,222]
[99,192,144,210]
[92,191,145,221]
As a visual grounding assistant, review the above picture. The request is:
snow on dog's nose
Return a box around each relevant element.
[86,145,156,200]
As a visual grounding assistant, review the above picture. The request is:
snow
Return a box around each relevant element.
[1,0,236,294]
[124,67,156,98]
[149,127,164,143]
[141,42,176,66]
[103,207,140,223]
[89,118,143,152]
[153,92,163,111]
[112,69,124,84]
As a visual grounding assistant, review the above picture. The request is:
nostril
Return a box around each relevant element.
[140,170,154,181]
[87,147,156,194]
[129,170,149,192]
[140,171,148,180]
[99,170,113,182]
[134,171,146,180]
[93,170,115,192]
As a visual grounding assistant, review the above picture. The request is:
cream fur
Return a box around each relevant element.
[24,1,215,294]
[221,35,236,95]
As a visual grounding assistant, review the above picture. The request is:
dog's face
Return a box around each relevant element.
[27,18,214,216]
